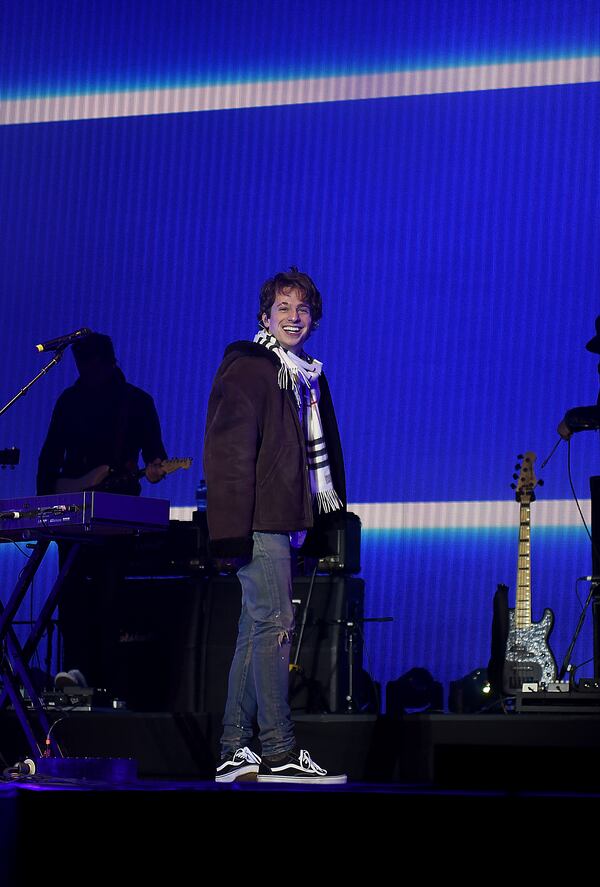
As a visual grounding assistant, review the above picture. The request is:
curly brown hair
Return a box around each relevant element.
[257,267,322,330]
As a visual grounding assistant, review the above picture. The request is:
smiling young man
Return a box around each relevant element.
[203,267,347,784]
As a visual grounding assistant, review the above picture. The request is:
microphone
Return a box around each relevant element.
[578,576,600,583]
[35,328,92,353]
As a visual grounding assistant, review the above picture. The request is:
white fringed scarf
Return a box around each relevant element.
[254,329,343,515]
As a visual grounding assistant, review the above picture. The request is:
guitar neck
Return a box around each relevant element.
[515,500,532,627]
[137,457,192,480]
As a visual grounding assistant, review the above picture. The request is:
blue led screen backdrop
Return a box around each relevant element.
[1,1,598,702]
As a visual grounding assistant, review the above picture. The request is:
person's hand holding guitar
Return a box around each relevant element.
[145,458,168,483]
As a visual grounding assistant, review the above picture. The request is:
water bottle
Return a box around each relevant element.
[196,478,208,511]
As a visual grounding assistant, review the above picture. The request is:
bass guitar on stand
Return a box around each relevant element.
[502,451,557,693]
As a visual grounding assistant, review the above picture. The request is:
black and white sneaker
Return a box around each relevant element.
[215,747,261,783]
[257,748,347,784]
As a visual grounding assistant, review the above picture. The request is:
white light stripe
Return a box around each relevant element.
[170,499,591,530]
[2,56,598,125]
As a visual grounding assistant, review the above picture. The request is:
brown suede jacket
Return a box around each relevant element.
[203,341,346,559]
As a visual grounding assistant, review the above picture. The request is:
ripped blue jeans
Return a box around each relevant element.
[220,531,296,759]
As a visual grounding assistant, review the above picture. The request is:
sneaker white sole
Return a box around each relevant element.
[256,774,347,784]
[215,766,259,783]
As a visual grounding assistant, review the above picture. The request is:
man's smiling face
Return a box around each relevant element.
[262,286,313,355]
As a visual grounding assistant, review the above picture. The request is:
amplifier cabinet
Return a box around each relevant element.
[198,575,365,716]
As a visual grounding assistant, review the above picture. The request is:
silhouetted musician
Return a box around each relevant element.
[37,333,167,495]
[36,333,168,693]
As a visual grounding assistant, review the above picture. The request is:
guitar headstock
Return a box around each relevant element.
[511,451,543,503]
[0,447,20,469]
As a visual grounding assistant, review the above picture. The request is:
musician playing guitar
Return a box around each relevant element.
[36,332,169,692]
[37,332,168,495]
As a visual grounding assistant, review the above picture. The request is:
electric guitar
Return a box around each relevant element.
[55,456,193,494]
[502,451,557,693]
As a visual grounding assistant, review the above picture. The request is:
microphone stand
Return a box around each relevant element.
[558,579,599,682]
[330,615,393,713]
[0,345,68,419]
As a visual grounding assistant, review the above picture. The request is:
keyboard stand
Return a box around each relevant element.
[0,492,170,760]
[0,539,81,757]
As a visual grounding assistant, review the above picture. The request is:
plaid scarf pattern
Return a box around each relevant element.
[254,329,342,514]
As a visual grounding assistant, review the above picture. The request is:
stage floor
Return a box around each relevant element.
[2,764,599,886]
[2,711,600,885]
[2,708,600,791]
